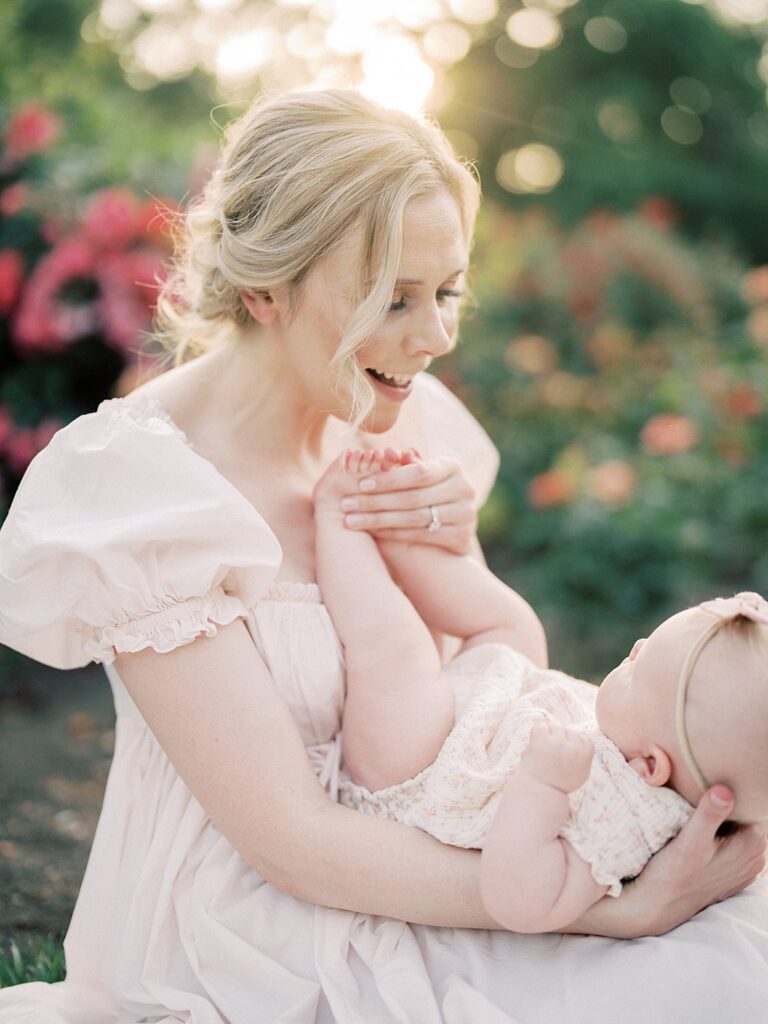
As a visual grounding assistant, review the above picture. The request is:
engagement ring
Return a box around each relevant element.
[427,505,441,532]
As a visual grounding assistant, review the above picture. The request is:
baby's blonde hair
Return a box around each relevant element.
[155,88,480,425]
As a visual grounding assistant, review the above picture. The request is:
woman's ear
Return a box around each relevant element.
[240,289,278,325]
[628,745,672,788]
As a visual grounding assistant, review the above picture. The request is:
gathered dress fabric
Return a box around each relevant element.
[0,390,766,1024]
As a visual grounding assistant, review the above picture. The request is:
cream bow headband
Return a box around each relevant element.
[675,591,768,795]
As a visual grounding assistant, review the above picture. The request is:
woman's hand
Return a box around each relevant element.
[340,450,478,555]
[567,786,767,938]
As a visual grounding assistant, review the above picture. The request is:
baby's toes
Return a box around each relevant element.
[344,449,364,475]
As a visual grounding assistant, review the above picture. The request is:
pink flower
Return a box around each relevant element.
[4,427,39,475]
[13,236,98,353]
[83,188,142,250]
[96,247,167,352]
[0,250,24,314]
[640,414,700,455]
[0,184,28,216]
[2,417,64,475]
[585,460,637,505]
[527,469,574,509]
[4,103,62,160]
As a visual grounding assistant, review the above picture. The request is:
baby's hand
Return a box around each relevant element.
[313,448,420,512]
[519,721,594,793]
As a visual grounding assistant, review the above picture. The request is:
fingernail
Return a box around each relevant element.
[340,498,358,511]
[359,479,376,492]
[345,514,365,527]
[711,785,734,808]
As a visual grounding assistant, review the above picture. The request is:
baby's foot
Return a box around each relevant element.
[313,448,420,511]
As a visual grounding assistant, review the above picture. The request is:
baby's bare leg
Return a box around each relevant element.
[314,450,454,791]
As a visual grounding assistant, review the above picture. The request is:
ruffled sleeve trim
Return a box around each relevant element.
[94,584,248,665]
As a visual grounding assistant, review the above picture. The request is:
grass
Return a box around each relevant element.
[0,933,66,986]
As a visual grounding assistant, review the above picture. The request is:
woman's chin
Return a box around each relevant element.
[359,406,401,435]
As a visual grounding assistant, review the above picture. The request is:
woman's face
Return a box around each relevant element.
[276,189,469,433]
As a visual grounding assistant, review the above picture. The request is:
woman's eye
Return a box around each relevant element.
[389,296,407,312]
[437,288,462,303]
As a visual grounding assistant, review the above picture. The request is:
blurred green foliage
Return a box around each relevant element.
[439,201,768,679]
[0,0,212,197]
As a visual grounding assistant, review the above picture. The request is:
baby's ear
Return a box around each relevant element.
[629,745,672,788]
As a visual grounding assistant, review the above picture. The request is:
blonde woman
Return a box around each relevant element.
[0,89,766,1024]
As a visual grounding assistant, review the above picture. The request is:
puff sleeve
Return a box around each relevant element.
[0,395,283,669]
[414,373,500,505]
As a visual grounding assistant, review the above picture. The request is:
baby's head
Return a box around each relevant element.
[596,593,768,823]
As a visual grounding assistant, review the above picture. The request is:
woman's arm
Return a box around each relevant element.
[114,617,494,927]
[114,619,765,936]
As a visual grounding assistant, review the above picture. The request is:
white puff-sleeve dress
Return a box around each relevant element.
[0,388,767,1024]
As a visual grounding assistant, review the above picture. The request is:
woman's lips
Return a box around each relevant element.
[366,368,415,402]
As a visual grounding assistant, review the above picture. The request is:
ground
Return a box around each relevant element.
[0,662,115,946]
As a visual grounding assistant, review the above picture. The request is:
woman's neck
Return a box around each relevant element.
[200,332,334,470]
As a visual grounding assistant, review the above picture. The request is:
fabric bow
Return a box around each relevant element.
[699,591,768,627]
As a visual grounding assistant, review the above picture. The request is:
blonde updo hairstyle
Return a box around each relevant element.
[155,88,480,426]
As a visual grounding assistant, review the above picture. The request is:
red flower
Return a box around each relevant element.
[0,250,24,314]
[527,469,574,509]
[83,188,143,250]
[4,102,62,160]
[725,383,761,420]
[640,414,700,455]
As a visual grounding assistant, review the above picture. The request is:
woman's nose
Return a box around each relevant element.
[405,303,454,357]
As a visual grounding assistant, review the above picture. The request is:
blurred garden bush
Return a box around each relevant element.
[0,101,172,509]
[439,199,768,679]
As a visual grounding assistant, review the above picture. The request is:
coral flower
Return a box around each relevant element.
[726,383,761,420]
[527,469,574,508]
[640,414,700,455]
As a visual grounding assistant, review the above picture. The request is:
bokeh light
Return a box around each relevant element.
[597,101,643,142]
[583,16,628,53]
[506,9,563,49]
[360,36,434,114]
[670,76,712,113]
[661,105,704,144]
[496,143,564,193]
[447,0,498,25]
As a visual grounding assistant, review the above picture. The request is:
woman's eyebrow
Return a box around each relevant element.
[394,268,468,286]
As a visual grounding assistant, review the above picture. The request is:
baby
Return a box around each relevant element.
[313,448,768,933]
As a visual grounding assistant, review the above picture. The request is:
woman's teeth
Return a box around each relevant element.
[367,368,414,387]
